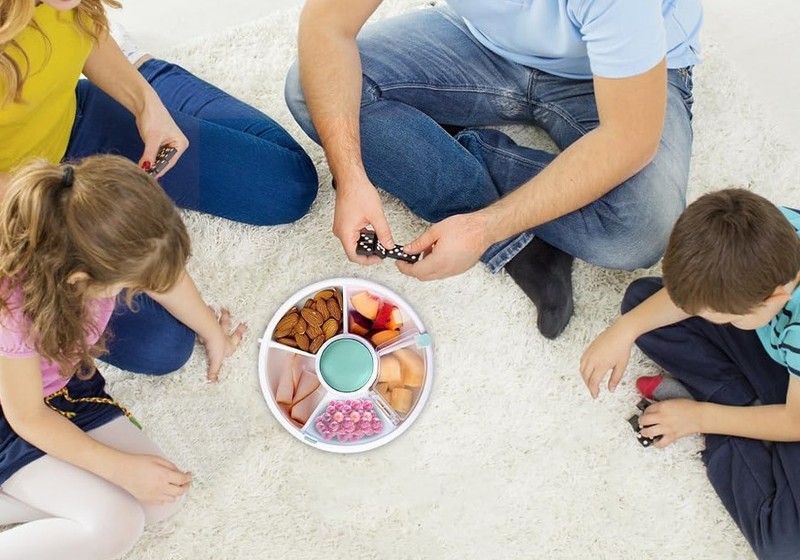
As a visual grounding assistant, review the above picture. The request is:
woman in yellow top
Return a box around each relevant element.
[0,0,318,375]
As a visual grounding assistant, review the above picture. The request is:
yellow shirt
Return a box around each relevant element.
[0,5,93,172]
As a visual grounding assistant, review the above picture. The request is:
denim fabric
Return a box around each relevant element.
[285,5,694,272]
[101,293,195,376]
[68,59,318,226]
[624,278,800,560]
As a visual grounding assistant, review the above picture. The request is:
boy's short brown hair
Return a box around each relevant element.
[663,188,800,314]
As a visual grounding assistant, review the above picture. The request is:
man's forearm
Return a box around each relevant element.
[481,125,656,244]
[298,0,381,186]
[481,60,667,245]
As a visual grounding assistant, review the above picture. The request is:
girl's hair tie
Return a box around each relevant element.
[61,165,74,188]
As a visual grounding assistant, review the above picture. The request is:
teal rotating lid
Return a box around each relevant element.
[319,338,374,393]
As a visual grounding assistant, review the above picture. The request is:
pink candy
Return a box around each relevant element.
[313,398,384,443]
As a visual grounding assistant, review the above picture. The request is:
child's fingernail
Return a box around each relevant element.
[141,161,151,170]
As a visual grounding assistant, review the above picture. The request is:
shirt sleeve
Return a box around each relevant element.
[572,0,666,78]
[780,326,800,378]
[0,297,37,359]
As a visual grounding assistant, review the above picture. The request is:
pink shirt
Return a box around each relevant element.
[0,286,115,397]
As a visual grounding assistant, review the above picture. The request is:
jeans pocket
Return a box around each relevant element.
[673,66,694,110]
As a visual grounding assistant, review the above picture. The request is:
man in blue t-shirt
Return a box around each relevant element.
[285,0,702,339]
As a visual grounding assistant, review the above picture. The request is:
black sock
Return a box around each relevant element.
[504,237,574,339]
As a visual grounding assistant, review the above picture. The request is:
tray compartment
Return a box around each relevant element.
[271,285,344,354]
[372,345,427,419]
[302,395,396,445]
[344,286,417,349]
[264,349,324,428]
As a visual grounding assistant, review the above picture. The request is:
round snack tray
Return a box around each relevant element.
[259,278,434,453]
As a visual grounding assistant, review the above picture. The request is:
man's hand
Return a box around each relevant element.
[334,177,395,265]
[396,212,490,280]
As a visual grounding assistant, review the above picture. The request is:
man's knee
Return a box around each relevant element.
[285,60,381,146]
[590,196,682,271]
[284,62,317,142]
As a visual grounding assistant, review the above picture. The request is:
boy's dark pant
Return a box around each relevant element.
[624,277,800,560]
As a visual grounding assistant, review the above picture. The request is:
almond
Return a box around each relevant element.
[274,311,299,338]
[322,318,339,340]
[313,289,334,301]
[309,334,326,354]
[306,324,323,339]
[315,298,330,321]
[293,317,307,335]
[327,298,342,321]
[295,333,310,352]
[277,337,298,348]
[300,308,324,327]
[304,298,316,309]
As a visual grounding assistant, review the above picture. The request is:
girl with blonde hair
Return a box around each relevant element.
[1,0,316,375]
[0,155,246,560]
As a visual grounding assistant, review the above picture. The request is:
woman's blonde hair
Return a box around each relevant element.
[0,155,191,378]
[1,0,121,105]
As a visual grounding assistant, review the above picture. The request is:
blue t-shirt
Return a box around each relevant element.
[756,207,800,377]
[445,0,702,80]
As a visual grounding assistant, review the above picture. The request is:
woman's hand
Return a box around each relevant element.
[115,453,192,505]
[198,308,248,382]
[135,93,189,178]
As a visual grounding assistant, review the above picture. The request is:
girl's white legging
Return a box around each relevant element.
[0,417,182,560]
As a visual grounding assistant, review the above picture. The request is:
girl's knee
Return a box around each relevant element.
[85,495,146,559]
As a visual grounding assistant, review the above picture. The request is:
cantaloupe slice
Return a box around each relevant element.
[371,329,400,346]
[376,382,391,400]
[390,387,413,414]
[292,369,320,405]
[394,348,424,388]
[378,354,403,388]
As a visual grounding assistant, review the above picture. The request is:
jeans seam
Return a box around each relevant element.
[379,82,528,104]
[468,130,551,169]
[534,99,592,139]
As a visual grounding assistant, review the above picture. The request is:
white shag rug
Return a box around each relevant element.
[101,2,799,559]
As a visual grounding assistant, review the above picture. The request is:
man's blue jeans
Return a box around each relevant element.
[66,59,319,375]
[285,5,694,273]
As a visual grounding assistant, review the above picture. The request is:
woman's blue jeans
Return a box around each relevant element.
[66,59,319,374]
[285,5,694,273]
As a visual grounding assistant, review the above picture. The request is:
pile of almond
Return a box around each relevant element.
[273,288,343,354]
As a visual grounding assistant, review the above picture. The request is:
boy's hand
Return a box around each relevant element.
[200,308,247,382]
[639,399,703,448]
[580,323,635,398]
